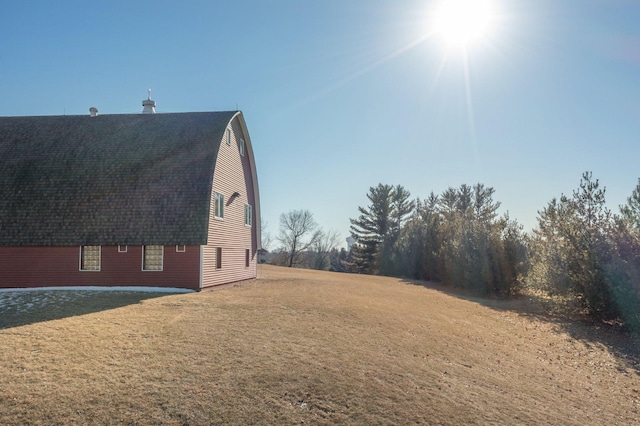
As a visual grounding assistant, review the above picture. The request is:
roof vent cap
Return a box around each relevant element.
[142,88,156,114]
[89,107,98,117]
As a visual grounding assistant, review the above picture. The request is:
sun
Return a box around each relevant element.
[433,0,496,49]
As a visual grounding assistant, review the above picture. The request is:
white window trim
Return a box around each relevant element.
[142,245,164,272]
[216,247,222,269]
[79,246,101,272]
[214,192,225,219]
[239,138,245,156]
[118,245,128,253]
[176,245,186,253]
[244,204,252,227]
[226,128,231,146]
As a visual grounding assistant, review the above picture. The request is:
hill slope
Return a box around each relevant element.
[0,265,639,425]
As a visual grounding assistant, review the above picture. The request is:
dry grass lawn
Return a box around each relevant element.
[1,265,639,425]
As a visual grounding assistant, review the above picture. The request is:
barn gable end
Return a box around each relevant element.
[202,113,260,288]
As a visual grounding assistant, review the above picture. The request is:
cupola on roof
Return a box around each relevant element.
[142,88,156,114]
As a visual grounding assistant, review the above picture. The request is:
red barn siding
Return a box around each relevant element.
[202,116,258,288]
[0,246,200,290]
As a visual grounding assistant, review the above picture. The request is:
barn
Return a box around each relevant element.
[0,98,260,290]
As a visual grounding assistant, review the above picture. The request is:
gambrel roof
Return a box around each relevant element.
[0,111,253,246]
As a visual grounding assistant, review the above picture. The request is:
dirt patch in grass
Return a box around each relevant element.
[1,265,639,425]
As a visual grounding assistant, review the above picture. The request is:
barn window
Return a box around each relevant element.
[143,245,164,271]
[80,246,101,271]
[216,247,222,269]
[214,192,224,219]
[118,245,127,253]
[244,204,252,226]
[226,128,231,146]
[245,249,250,267]
[176,245,186,252]
[239,138,245,156]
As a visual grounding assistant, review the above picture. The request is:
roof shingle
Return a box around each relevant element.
[0,111,237,246]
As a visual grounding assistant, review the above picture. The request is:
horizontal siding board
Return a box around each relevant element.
[0,246,200,290]
[202,116,257,288]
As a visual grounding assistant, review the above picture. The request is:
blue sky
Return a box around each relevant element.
[1,1,639,247]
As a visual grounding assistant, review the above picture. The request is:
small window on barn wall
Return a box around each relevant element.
[244,204,252,226]
[176,245,186,253]
[239,138,245,156]
[118,245,127,253]
[143,245,164,271]
[80,246,101,271]
[214,192,224,219]
[216,247,222,269]
[226,128,231,146]
[245,249,250,267]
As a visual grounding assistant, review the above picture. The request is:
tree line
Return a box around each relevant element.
[349,182,526,297]
[267,172,640,331]
[347,173,640,331]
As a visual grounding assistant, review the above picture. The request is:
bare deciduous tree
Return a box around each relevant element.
[261,218,273,252]
[310,229,342,270]
[277,210,320,267]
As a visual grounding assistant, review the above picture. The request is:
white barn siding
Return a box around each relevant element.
[202,116,257,287]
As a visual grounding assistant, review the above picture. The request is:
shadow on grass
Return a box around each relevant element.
[0,290,172,330]
[400,277,640,375]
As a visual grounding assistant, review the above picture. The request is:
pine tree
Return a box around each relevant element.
[566,172,616,319]
[529,172,619,321]
[620,178,640,231]
[431,183,523,296]
[350,184,414,275]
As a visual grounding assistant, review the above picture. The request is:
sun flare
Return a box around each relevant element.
[433,0,496,49]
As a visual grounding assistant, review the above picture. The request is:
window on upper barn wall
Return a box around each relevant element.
[143,245,163,271]
[226,128,231,146]
[80,246,101,271]
[244,204,252,226]
[176,245,186,252]
[118,245,127,253]
[239,138,245,156]
[214,192,224,219]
